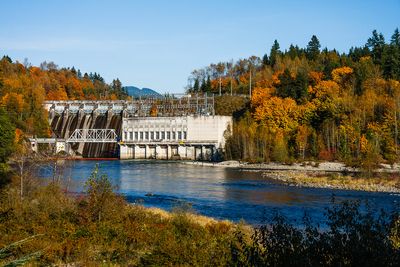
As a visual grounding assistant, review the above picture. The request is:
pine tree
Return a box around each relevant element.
[391,28,400,46]
[0,108,15,174]
[200,78,207,92]
[262,53,269,66]
[306,35,321,60]
[366,30,385,65]
[269,40,281,66]
[288,44,297,59]
[193,78,200,92]
[206,76,212,92]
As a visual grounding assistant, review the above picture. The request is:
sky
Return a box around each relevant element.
[0,0,399,93]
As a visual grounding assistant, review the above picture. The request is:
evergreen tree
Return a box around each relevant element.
[0,108,15,174]
[276,69,308,103]
[306,35,321,60]
[269,40,281,66]
[193,78,200,92]
[206,76,212,92]
[382,44,400,79]
[366,30,385,65]
[262,53,269,66]
[1,55,12,63]
[391,28,400,46]
[200,78,207,92]
[288,44,298,59]
[348,46,370,61]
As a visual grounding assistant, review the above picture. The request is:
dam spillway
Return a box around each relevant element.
[44,95,232,159]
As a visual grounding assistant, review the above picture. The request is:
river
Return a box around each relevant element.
[38,160,400,225]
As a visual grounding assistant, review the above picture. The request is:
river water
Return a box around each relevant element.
[38,160,399,225]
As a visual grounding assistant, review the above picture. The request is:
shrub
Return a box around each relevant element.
[230,200,400,266]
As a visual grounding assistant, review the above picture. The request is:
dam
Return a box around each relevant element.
[43,94,232,160]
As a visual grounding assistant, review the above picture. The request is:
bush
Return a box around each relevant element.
[230,199,400,266]
[0,165,235,266]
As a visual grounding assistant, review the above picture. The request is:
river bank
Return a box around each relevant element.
[263,171,400,193]
[181,160,400,193]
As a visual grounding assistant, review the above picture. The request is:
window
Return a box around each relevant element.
[129,131,133,140]
[156,132,160,139]
[140,132,143,140]
[167,131,170,140]
[183,131,187,140]
[161,132,165,139]
[145,132,149,140]
[135,132,138,140]
[150,132,154,140]
[172,131,176,140]
[124,131,127,140]
[178,131,182,140]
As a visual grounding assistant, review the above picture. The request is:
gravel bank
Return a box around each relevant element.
[181,161,400,193]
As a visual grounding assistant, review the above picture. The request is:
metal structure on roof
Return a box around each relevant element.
[45,93,215,117]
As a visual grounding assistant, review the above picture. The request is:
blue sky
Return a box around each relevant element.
[0,0,399,93]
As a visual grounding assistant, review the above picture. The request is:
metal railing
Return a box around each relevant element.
[67,129,118,143]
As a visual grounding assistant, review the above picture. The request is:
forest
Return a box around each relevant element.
[0,57,128,138]
[188,29,400,167]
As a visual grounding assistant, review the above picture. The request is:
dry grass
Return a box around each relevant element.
[146,206,233,227]
[265,171,400,192]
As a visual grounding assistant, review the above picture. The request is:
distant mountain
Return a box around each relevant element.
[124,86,161,97]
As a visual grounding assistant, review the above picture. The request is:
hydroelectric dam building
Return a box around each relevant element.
[43,94,232,160]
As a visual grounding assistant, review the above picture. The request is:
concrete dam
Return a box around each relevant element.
[44,95,232,160]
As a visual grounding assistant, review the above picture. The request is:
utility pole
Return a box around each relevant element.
[230,78,233,96]
[219,77,222,96]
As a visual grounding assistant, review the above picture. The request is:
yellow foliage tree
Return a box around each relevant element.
[253,96,298,132]
[1,92,25,113]
[250,87,273,108]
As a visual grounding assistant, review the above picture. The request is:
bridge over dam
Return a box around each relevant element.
[43,94,232,160]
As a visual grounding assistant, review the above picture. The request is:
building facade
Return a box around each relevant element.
[119,115,232,160]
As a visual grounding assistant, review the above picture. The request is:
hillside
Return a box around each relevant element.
[0,57,128,137]
[189,29,400,168]
[124,86,161,97]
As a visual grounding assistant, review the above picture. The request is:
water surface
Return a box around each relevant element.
[38,160,399,225]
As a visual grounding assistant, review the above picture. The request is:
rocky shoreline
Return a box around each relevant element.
[263,171,400,193]
[182,160,400,193]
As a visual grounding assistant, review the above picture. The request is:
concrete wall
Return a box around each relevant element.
[186,116,231,149]
[121,115,232,148]
[119,115,232,160]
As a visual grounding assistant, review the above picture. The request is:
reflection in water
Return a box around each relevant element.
[38,160,399,225]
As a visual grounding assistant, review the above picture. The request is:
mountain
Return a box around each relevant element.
[124,86,161,98]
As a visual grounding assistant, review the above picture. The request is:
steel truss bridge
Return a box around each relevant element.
[30,129,119,145]
[67,129,118,143]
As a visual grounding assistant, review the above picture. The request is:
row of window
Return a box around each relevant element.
[130,124,186,129]
[124,131,187,141]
